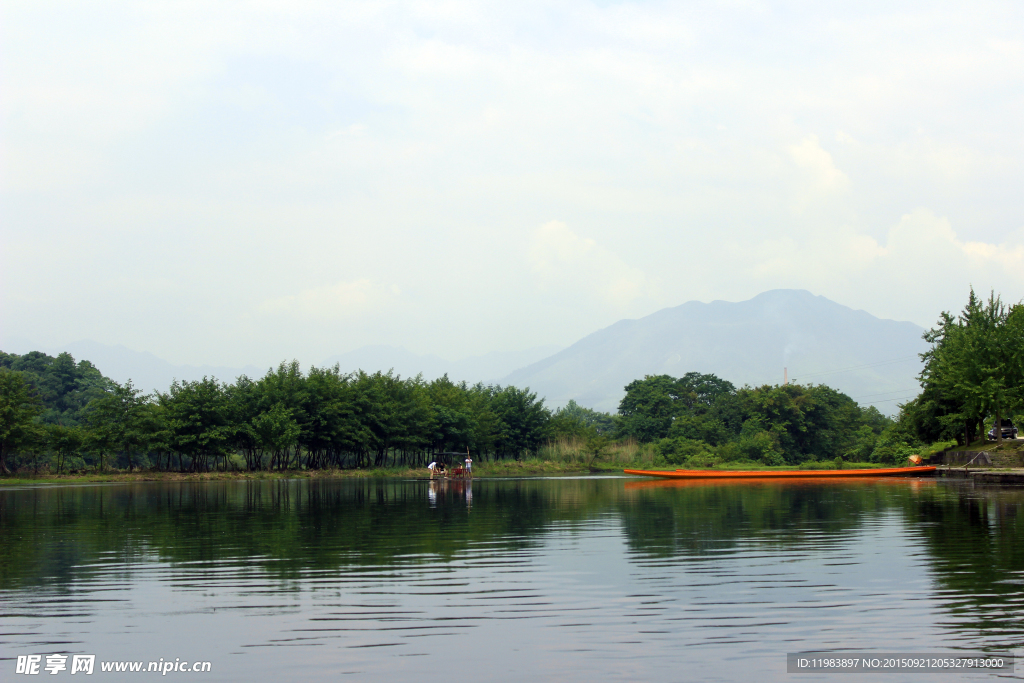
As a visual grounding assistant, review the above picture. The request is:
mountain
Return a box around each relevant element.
[0,336,561,396]
[0,338,265,396]
[321,345,562,384]
[501,290,929,413]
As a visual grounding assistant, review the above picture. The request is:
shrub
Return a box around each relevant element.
[870,425,918,464]
[656,437,715,465]
[735,430,785,466]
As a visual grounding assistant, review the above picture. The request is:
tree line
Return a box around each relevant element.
[1,345,916,473]
[897,289,1024,448]
[0,353,559,474]
[614,372,896,465]
[627,289,1024,465]
[5,289,1022,474]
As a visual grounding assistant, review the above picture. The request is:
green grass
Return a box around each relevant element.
[0,468,423,485]
[0,461,611,485]
[935,438,1024,453]
[622,461,892,472]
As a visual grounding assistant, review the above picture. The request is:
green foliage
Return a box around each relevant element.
[870,422,920,465]
[583,435,611,467]
[0,353,560,472]
[160,377,232,472]
[910,289,1024,446]
[87,380,150,471]
[0,351,112,426]
[667,414,730,445]
[619,371,891,465]
[656,437,715,465]
[734,428,785,466]
[45,423,84,474]
[618,372,736,442]
[843,425,880,461]
[549,400,617,441]
[0,346,917,474]
[0,369,43,474]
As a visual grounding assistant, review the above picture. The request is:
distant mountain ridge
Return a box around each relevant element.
[0,337,561,396]
[2,290,927,412]
[320,345,562,384]
[501,290,928,413]
[0,339,268,396]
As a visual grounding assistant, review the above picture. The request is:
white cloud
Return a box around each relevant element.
[259,279,394,321]
[530,221,657,308]
[746,209,1024,325]
[3,1,1024,364]
[789,135,848,193]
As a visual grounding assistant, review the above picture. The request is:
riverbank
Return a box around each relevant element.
[0,460,612,485]
[0,460,896,485]
[938,466,1024,485]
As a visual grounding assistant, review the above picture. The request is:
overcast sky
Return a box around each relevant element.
[2,0,1023,368]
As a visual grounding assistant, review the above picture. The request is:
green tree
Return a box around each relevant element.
[618,373,736,443]
[915,289,1024,445]
[161,378,230,472]
[86,381,150,470]
[617,375,679,442]
[0,351,112,426]
[45,423,84,474]
[583,435,610,468]
[252,403,301,471]
[0,369,43,474]
[491,385,550,458]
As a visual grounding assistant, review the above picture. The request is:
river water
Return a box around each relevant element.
[1,476,1022,681]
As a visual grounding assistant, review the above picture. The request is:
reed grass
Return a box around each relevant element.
[534,437,658,467]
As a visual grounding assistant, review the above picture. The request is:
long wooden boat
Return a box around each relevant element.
[623,465,937,479]
[624,477,938,491]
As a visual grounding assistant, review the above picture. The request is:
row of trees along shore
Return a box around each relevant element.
[902,289,1024,447]
[0,288,1019,475]
[0,352,898,473]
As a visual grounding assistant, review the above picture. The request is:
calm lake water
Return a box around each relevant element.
[2,476,1022,681]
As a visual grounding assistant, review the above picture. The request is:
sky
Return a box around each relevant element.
[2,0,1023,368]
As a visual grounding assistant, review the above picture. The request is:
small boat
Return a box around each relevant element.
[623,465,937,479]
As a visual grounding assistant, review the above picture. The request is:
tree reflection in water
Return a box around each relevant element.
[2,477,1023,657]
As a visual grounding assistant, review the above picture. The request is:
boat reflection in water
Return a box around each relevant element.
[624,465,937,479]
[427,477,473,509]
[624,476,940,491]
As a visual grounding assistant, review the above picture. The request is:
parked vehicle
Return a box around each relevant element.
[987,420,1019,440]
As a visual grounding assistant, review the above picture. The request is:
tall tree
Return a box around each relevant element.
[86,381,150,470]
[46,423,85,474]
[916,289,1024,445]
[0,370,42,474]
[161,378,230,472]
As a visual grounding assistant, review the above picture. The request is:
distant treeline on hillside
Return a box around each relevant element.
[4,289,1017,475]
[0,347,925,474]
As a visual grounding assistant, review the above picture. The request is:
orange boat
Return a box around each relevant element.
[624,477,938,491]
[623,465,937,479]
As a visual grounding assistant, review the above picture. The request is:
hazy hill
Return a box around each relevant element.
[5,339,266,396]
[321,345,562,384]
[1,290,926,411]
[0,336,561,396]
[501,290,928,413]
